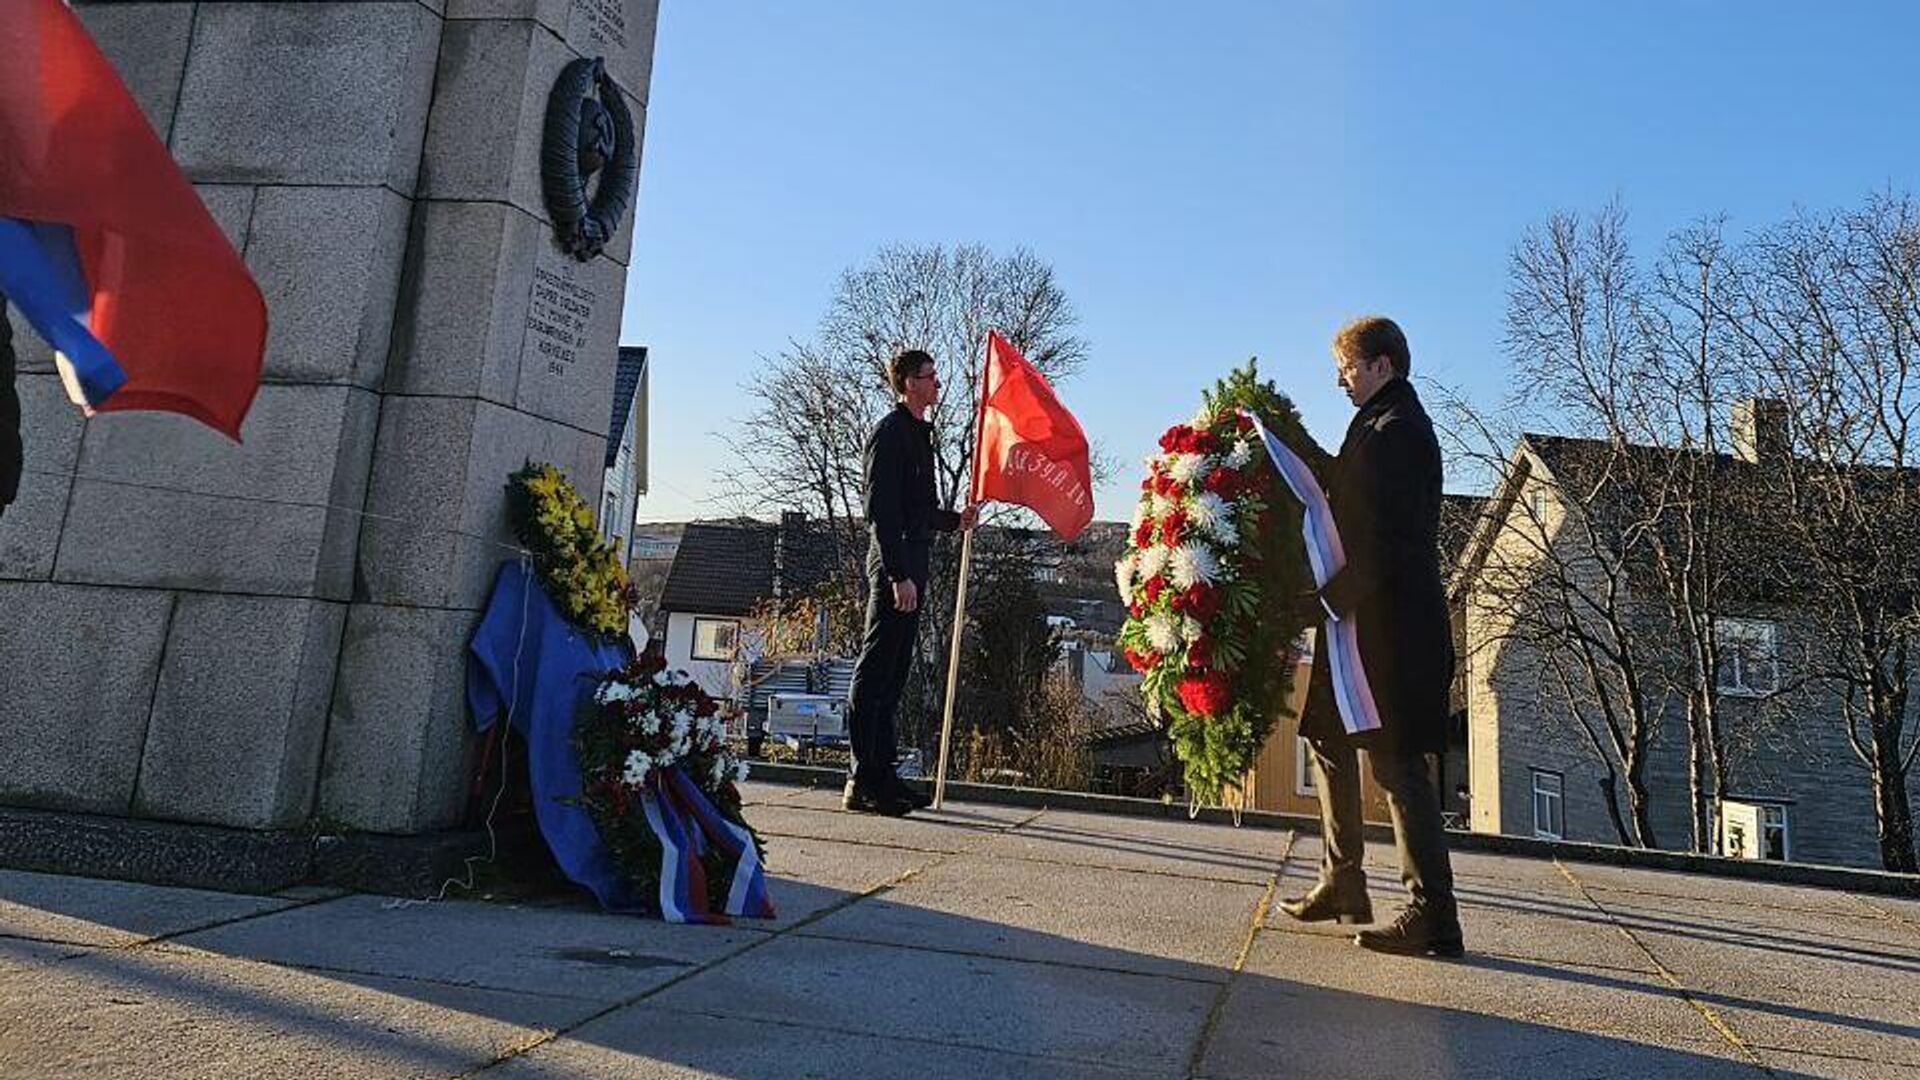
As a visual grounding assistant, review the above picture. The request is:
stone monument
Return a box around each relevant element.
[0,0,658,886]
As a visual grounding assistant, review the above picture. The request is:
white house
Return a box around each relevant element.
[599,345,648,564]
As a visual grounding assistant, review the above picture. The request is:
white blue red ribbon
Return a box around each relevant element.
[639,767,774,924]
[1241,409,1384,735]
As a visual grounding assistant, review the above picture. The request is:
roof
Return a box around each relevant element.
[604,346,647,469]
[656,515,845,617]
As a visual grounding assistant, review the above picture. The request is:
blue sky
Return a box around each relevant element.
[622,2,1920,523]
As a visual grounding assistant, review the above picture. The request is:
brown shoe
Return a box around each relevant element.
[1355,905,1465,958]
[1276,883,1373,926]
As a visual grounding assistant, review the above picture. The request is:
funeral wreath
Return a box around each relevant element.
[1114,361,1323,804]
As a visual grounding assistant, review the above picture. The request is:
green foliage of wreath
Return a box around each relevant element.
[505,462,636,638]
[1115,361,1326,804]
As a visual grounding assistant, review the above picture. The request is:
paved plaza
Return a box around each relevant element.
[3,781,1918,1079]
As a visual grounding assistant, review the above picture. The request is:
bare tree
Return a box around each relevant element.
[723,243,1089,754]
[1725,194,1920,872]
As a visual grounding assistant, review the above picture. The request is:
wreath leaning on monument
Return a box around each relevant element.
[1114,361,1323,806]
[505,461,638,639]
[574,652,767,920]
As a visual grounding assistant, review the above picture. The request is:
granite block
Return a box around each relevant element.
[0,583,174,815]
[0,374,83,581]
[247,185,413,387]
[133,595,347,829]
[55,386,378,599]
[172,2,441,188]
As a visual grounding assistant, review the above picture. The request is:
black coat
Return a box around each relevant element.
[863,403,960,585]
[1,298,21,513]
[1301,378,1454,755]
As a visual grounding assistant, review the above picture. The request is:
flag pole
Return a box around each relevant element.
[932,333,995,810]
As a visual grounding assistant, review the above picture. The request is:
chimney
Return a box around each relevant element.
[772,510,806,600]
[1731,398,1789,465]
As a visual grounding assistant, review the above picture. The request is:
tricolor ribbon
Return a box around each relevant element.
[638,766,775,924]
[1241,409,1384,735]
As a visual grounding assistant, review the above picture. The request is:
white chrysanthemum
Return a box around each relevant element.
[1145,612,1181,654]
[1183,616,1205,642]
[1227,439,1254,469]
[1136,544,1169,582]
[1149,491,1176,519]
[621,749,653,787]
[1129,497,1152,535]
[1188,491,1239,545]
[1114,552,1137,601]
[1167,452,1211,486]
[1191,404,1216,431]
[1168,543,1220,590]
[732,760,752,782]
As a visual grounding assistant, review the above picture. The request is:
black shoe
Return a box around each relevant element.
[1355,906,1465,958]
[1276,883,1373,926]
[842,781,913,817]
[890,777,933,810]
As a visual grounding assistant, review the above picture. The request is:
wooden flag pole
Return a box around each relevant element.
[931,525,974,810]
[932,333,997,810]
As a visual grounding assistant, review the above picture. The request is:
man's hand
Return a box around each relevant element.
[958,502,981,531]
[892,578,919,613]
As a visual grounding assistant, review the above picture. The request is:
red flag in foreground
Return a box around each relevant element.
[972,330,1093,540]
[0,0,264,437]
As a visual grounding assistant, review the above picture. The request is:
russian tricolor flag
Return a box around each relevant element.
[0,0,264,439]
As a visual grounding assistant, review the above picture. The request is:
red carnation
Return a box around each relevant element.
[1159,425,1191,453]
[1163,509,1188,548]
[1235,412,1254,433]
[1124,647,1160,673]
[1144,575,1167,603]
[1176,671,1233,718]
[1153,473,1182,499]
[1128,603,1144,619]
[1186,637,1213,671]
[1133,520,1154,548]
[1203,467,1240,498]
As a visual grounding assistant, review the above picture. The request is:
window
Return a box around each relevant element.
[1529,488,1549,522]
[1294,737,1317,797]
[691,617,740,661]
[1531,769,1565,840]
[1716,617,1779,696]
[1761,804,1790,861]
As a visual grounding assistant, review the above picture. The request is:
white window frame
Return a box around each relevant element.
[691,617,741,662]
[1715,617,1779,697]
[1531,768,1565,840]
[1760,803,1791,862]
[1294,736,1317,797]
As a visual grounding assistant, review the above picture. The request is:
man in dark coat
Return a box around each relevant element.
[843,348,977,816]
[1,294,22,519]
[1279,315,1463,958]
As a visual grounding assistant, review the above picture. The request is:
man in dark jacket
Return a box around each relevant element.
[1279,315,1463,958]
[844,348,977,816]
[1,294,22,519]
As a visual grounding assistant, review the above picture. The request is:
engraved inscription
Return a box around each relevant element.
[573,0,627,50]
[526,263,598,378]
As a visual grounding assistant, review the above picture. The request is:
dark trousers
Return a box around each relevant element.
[1307,735,1457,916]
[846,567,922,789]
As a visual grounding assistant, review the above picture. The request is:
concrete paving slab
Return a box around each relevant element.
[1195,971,1767,1080]
[1230,928,1733,1054]
[1751,1049,1920,1080]
[1588,888,1920,962]
[488,1004,1162,1080]
[646,932,1217,1074]
[170,894,762,1003]
[1563,862,1869,914]
[758,835,944,930]
[1622,925,1920,1066]
[0,945,602,1080]
[747,801,1034,855]
[800,852,1262,982]
[0,868,297,947]
[978,812,1284,884]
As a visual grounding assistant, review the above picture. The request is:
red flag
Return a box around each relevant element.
[0,0,264,438]
[972,330,1093,540]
